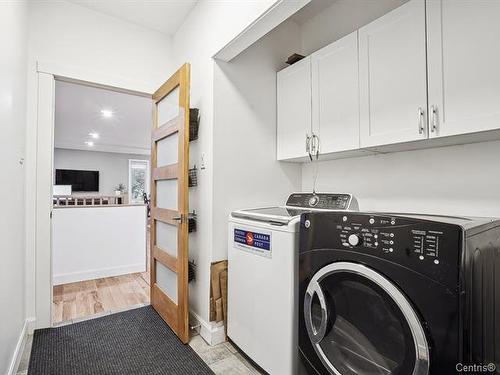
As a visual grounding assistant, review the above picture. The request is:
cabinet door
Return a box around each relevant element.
[311,31,360,154]
[277,57,311,160]
[359,0,427,147]
[427,0,500,138]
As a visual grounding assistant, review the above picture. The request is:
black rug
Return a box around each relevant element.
[28,306,213,375]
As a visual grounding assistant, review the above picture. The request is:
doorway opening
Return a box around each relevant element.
[51,79,152,324]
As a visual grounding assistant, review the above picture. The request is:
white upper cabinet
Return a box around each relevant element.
[359,0,428,147]
[426,0,500,138]
[311,31,360,154]
[277,56,312,160]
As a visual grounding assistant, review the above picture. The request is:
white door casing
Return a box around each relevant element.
[30,62,155,329]
[35,73,55,329]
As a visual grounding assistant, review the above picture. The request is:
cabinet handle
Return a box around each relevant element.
[418,107,425,135]
[306,134,313,161]
[312,134,320,160]
[430,105,438,133]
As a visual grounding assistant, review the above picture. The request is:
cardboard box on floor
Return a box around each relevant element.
[210,260,228,330]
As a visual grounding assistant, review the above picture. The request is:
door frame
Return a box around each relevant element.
[28,61,158,329]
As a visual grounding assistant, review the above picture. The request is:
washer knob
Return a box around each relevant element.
[348,234,362,247]
[309,195,319,207]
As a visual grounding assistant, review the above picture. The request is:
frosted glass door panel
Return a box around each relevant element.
[157,133,178,166]
[156,221,178,256]
[156,262,178,304]
[157,87,179,125]
[157,180,178,210]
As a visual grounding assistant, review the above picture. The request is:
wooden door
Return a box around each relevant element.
[150,63,190,343]
[427,0,500,138]
[277,56,312,160]
[311,31,360,154]
[359,0,427,148]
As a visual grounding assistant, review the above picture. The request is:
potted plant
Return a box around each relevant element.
[114,183,126,196]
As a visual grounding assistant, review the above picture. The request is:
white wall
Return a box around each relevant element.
[298,0,407,55]
[25,0,175,323]
[54,148,149,195]
[27,0,174,86]
[212,20,303,262]
[302,140,500,217]
[0,1,28,373]
[172,0,281,328]
[52,206,147,285]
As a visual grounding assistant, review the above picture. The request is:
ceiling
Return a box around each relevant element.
[67,0,198,35]
[55,80,152,155]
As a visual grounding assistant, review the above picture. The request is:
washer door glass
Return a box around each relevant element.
[304,262,429,375]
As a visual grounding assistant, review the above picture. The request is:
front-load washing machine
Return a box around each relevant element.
[298,211,500,375]
[228,193,358,375]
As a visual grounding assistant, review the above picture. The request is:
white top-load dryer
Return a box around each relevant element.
[227,193,358,375]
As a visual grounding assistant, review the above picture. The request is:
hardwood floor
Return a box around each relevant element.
[52,272,150,324]
[53,225,151,324]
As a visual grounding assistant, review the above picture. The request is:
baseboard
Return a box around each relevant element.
[190,311,225,346]
[7,319,29,375]
[53,263,146,285]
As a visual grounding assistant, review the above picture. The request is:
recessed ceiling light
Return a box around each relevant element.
[100,109,113,118]
[85,141,94,147]
[89,132,99,139]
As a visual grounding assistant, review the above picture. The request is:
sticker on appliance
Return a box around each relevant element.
[234,229,272,258]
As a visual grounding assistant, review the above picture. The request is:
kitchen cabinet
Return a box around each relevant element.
[311,31,360,154]
[277,0,500,162]
[426,0,500,138]
[277,56,311,160]
[359,0,428,147]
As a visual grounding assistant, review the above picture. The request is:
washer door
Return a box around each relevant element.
[304,262,429,375]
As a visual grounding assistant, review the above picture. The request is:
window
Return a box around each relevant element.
[128,159,150,204]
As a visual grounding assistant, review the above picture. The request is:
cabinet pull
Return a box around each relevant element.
[312,134,320,160]
[418,107,425,135]
[430,105,438,133]
[306,134,313,161]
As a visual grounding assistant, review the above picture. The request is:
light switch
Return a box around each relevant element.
[200,152,206,170]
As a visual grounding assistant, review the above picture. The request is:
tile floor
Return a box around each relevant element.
[16,309,263,375]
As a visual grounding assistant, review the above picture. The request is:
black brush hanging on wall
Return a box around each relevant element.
[188,260,196,283]
[189,108,200,141]
[188,165,198,187]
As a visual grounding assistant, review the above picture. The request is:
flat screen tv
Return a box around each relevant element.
[55,169,99,192]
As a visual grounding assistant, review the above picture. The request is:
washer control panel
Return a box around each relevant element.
[286,193,357,210]
[338,214,399,255]
[301,212,462,286]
